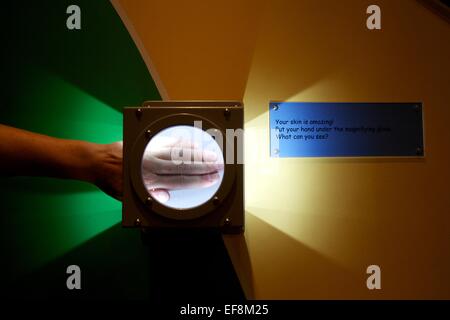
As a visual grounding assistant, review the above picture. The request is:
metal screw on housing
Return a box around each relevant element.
[134,218,141,226]
[136,108,142,118]
[416,147,423,155]
[213,196,220,205]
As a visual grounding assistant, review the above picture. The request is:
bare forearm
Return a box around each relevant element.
[0,124,101,183]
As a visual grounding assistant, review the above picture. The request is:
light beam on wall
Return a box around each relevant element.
[5,67,122,272]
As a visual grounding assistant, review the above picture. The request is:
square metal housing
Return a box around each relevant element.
[122,101,244,234]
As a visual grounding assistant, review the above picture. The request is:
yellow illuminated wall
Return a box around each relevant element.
[112,0,450,298]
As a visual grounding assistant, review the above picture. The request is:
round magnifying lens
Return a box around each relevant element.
[141,125,224,209]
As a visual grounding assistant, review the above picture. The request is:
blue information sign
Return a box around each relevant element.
[269,102,424,158]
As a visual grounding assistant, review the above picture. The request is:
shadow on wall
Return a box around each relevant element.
[225,212,367,299]
[7,212,363,300]
[8,223,150,299]
[8,223,247,300]
[3,0,158,118]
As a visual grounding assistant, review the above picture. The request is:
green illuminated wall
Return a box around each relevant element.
[1,0,158,298]
[1,0,243,300]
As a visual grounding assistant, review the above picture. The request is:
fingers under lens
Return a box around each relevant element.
[156,159,224,175]
[151,147,219,163]
[148,188,170,203]
[146,172,220,190]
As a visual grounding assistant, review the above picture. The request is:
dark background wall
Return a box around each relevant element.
[1,0,244,300]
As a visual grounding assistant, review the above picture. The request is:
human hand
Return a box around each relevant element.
[91,141,124,201]
[141,137,223,203]
[0,124,126,201]
[0,125,223,203]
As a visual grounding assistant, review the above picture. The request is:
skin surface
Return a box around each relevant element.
[142,136,223,203]
[0,124,221,202]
